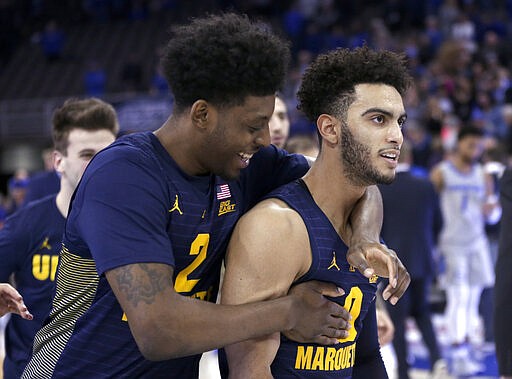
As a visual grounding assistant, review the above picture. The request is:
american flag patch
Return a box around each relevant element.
[216,184,231,200]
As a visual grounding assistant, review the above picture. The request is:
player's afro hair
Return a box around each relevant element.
[161,12,290,110]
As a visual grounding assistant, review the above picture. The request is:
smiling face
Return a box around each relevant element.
[339,83,406,186]
[200,95,275,180]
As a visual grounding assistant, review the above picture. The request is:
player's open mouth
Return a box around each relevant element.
[379,147,400,161]
[380,152,399,161]
[238,152,253,163]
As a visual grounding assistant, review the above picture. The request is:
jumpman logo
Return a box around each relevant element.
[328,251,340,271]
[40,237,51,250]
[169,195,183,215]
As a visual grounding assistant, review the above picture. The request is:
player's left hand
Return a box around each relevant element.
[346,241,410,305]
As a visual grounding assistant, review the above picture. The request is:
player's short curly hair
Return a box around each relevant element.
[297,46,412,123]
[161,13,290,111]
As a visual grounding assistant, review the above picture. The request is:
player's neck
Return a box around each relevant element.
[451,154,475,172]
[154,116,206,177]
[303,159,365,235]
[56,185,73,218]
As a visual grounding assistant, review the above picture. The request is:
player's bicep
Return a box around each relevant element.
[221,203,308,378]
[222,203,306,304]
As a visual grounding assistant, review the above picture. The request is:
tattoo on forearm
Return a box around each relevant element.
[115,264,171,307]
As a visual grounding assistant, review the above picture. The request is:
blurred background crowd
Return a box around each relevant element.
[0,1,511,376]
[1,0,512,218]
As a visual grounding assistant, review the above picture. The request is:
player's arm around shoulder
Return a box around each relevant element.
[105,262,191,360]
[221,198,311,379]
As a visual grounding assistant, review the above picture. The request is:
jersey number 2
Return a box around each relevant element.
[122,233,211,321]
[174,233,210,293]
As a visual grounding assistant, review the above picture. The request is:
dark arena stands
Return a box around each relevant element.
[1,1,511,378]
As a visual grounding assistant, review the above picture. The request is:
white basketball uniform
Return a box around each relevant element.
[438,160,495,346]
[438,161,494,287]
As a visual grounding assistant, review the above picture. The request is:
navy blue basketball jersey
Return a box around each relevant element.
[266,180,386,378]
[0,195,64,379]
[22,132,308,379]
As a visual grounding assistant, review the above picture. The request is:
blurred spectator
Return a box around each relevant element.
[281,1,306,54]
[403,119,438,175]
[370,17,394,51]
[267,92,318,157]
[83,59,107,97]
[302,23,324,55]
[149,62,169,96]
[438,0,460,37]
[477,30,511,70]
[450,76,473,124]
[424,93,447,137]
[35,20,66,62]
[421,15,443,60]
[437,39,471,78]
[24,148,60,205]
[3,169,30,216]
[470,90,503,137]
[120,53,144,93]
[268,95,290,149]
[284,134,318,158]
[450,11,476,53]
[323,24,347,51]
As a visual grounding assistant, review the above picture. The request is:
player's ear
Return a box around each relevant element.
[317,114,339,146]
[53,150,64,174]
[190,100,214,131]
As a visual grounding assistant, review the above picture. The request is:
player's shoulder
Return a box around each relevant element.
[84,132,168,182]
[94,131,155,164]
[248,197,298,218]
[238,198,306,238]
[13,194,56,219]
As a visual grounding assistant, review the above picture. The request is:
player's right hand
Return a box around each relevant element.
[0,283,33,320]
[284,280,350,345]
